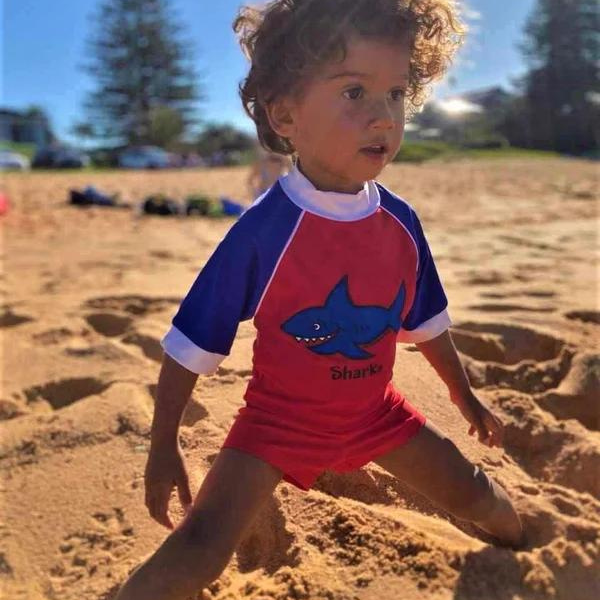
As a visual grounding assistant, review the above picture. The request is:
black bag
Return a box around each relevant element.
[142,195,180,216]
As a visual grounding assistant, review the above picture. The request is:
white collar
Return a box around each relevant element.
[278,163,380,222]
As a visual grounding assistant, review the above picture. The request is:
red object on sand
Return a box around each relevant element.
[0,192,9,216]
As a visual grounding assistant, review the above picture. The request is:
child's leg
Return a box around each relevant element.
[372,421,524,548]
[115,448,283,600]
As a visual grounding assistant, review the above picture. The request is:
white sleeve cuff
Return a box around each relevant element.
[396,308,452,344]
[160,325,226,375]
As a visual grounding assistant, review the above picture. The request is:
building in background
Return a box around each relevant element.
[0,108,54,147]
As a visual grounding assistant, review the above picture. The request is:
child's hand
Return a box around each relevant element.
[450,390,504,448]
[144,444,193,529]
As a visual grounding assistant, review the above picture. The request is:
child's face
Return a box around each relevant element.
[268,33,410,194]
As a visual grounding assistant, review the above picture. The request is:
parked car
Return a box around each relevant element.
[0,150,30,171]
[32,146,90,169]
[118,146,170,169]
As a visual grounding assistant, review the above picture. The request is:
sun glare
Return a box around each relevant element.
[437,98,483,116]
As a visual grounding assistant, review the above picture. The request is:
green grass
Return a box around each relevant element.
[394,141,560,163]
[456,147,560,160]
[393,141,455,163]
[1,165,229,176]
[0,141,37,160]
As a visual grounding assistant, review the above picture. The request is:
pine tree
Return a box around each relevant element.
[81,0,202,145]
[519,0,599,154]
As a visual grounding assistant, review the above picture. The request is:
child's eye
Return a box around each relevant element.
[390,89,407,101]
[343,86,363,100]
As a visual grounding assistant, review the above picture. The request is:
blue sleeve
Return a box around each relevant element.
[397,212,451,343]
[160,185,304,373]
[161,220,261,373]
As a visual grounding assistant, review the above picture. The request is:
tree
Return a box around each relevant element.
[518,0,599,154]
[81,0,202,145]
[196,124,256,156]
[148,105,185,148]
[70,122,96,149]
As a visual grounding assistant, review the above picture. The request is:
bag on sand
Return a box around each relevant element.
[185,194,213,216]
[220,197,245,216]
[69,186,130,208]
[142,194,180,216]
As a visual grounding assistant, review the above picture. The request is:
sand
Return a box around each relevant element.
[1,158,598,599]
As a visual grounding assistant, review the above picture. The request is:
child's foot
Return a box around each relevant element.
[475,518,527,550]
[473,483,526,550]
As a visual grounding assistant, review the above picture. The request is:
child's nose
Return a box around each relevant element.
[368,99,397,129]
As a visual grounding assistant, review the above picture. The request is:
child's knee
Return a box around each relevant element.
[148,518,233,591]
[115,516,235,600]
[173,514,237,580]
[447,467,496,521]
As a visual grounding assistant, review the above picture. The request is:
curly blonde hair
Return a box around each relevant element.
[234,0,466,154]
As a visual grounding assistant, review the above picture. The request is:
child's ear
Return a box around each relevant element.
[264,97,296,139]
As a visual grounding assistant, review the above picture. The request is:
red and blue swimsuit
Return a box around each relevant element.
[161,165,451,490]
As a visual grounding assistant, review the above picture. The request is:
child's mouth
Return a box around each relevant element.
[360,145,388,160]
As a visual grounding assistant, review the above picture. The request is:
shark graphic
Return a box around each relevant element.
[281,276,406,359]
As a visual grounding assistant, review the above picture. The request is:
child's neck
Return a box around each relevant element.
[296,158,367,195]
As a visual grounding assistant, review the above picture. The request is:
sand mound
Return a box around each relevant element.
[535,352,600,430]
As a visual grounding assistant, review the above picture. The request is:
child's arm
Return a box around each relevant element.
[145,353,198,529]
[415,330,504,448]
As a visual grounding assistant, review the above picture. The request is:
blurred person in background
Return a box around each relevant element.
[246,147,292,200]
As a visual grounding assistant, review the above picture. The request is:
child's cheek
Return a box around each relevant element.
[341,104,371,133]
[343,102,364,120]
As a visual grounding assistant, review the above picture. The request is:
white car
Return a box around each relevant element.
[118,146,170,169]
[0,150,30,171]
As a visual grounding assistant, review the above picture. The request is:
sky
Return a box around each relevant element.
[3,0,538,145]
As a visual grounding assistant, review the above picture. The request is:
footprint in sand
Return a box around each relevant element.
[523,290,556,298]
[467,303,556,313]
[0,308,34,328]
[120,332,163,363]
[451,322,565,364]
[23,377,112,410]
[479,290,556,300]
[31,325,126,361]
[497,235,562,253]
[80,296,187,365]
[83,295,180,316]
[565,309,600,325]
[459,270,508,286]
[76,301,166,365]
[49,508,134,593]
[32,327,76,345]
[148,250,194,263]
[85,313,134,337]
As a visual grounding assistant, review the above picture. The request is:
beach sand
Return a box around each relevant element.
[1,158,598,599]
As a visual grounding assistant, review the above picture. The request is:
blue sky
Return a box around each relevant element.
[3,0,537,144]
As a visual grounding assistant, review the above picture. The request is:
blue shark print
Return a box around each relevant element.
[281,276,406,359]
